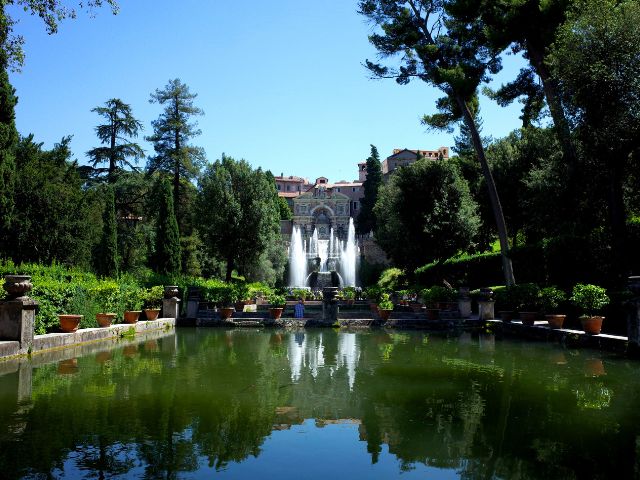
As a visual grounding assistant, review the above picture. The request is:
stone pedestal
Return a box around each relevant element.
[322,287,339,323]
[458,287,471,318]
[163,297,180,319]
[0,275,37,354]
[478,300,495,321]
[186,287,200,319]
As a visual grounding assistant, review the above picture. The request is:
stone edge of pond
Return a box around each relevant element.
[0,318,176,362]
[487,319,629,354]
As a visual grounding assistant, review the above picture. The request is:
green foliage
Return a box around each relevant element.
[292,288,309,300]
[141,285,163,309]
[5,135,102,267]
[341,288,355,300]
[377,268,406,292]
[268,294,286,307]
[571,284,609,316]
[378,293,393,310]
[146,78,205,221]
[374,159,480,271]
[510,283,541,311]
[87,98,144,183]
[363,285,384,303]
[421,286,458,307]
[154,179,181,275]
[356,144,383,234]
[197,155,281,282]
[539,286,566,313]
[0,63,18,255]
[95,185,118,277]
[277,196,292,220]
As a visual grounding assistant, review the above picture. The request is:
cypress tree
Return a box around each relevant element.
[0,10,18,255]
[96,186,118,277]
[356,145,383,234]
[154,179,181,275]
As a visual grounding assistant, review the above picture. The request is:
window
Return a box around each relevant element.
[277,184,281,191]
[352,187,356,192]
[337,187,341,192]
[353,201,358,210]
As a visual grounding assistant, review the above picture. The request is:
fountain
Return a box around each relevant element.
[288,219,358,288]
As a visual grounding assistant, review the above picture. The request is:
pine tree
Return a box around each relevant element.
[154,179,181,275]
[146,79,205,223]
[95,186,118,277]
[356,145,383,234]
[87,98,144,183]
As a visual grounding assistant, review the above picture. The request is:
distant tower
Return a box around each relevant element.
[358,161,367,182]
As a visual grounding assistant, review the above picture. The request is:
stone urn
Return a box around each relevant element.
[3,275,33,300]
[164,285,179,299]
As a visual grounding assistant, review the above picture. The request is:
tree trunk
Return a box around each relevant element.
[527,43,577,171]
[455,95,516,286]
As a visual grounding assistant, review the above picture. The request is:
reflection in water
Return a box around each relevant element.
[0,329,639,479]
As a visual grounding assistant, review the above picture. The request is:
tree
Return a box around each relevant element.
[95,185,118,277]
[374,159,480,272]
[356,145,383,234]
[8,135,101,266]
[146,79,205,224]
[87,98,144,183]
[277,196,292,221]
[549,0,640,282]
[359,0,515,285]
[153,179,181,275]
[197,155,281,282]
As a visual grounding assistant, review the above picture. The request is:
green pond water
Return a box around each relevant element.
[0,328,639,479]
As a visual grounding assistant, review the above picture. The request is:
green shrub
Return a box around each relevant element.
[539,286,566,314]
[378,293,394,310]
[363,286,384,303]
[421,286,457,306]
[377,268,407,291]
[571,284,609,316]
[292,288,309,300]
[268,294,286,307]
[342,288,355,300]
[511,283,541,311]
[141,285,164,309]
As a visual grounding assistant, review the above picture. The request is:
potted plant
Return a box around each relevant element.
[513,283,541,326]
[494,286,516,322]
[123,287,144,324]
[420,288,440,320]
[91,283,119,328]
[218,285,238,320]
[233,283,251,312]
[58,313,83,333]
[364,286,383,314]
[142,285,163,321]
[377,293,394,321]
[571,283,609,334]
[342,288,356,306]
[269,294,287,319]
[540,286,567,329]
[429,286,458,311]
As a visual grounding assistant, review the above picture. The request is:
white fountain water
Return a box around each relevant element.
[340,218,358,287]
[288,219,358,288]
[288,226,308,288]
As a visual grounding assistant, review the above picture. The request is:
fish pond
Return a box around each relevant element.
[0,329,639,479]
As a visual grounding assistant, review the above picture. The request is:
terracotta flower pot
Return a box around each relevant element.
[219,307,235,320]
[57,358,79,374]
[270,307,284,319]
[378,309,392,321]
[59,314,83,333]
[499,311,514,323]
[96,313,116,328]
[581,315,604,335]
[426,308,440,320]
[519,311,538,326]
[123,311,141,324]
[546,314,566,330]
[144,308,161,321]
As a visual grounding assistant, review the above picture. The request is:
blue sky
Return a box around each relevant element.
[8,0,526,182]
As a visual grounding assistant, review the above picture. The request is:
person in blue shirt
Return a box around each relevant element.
[294,298,305,318]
